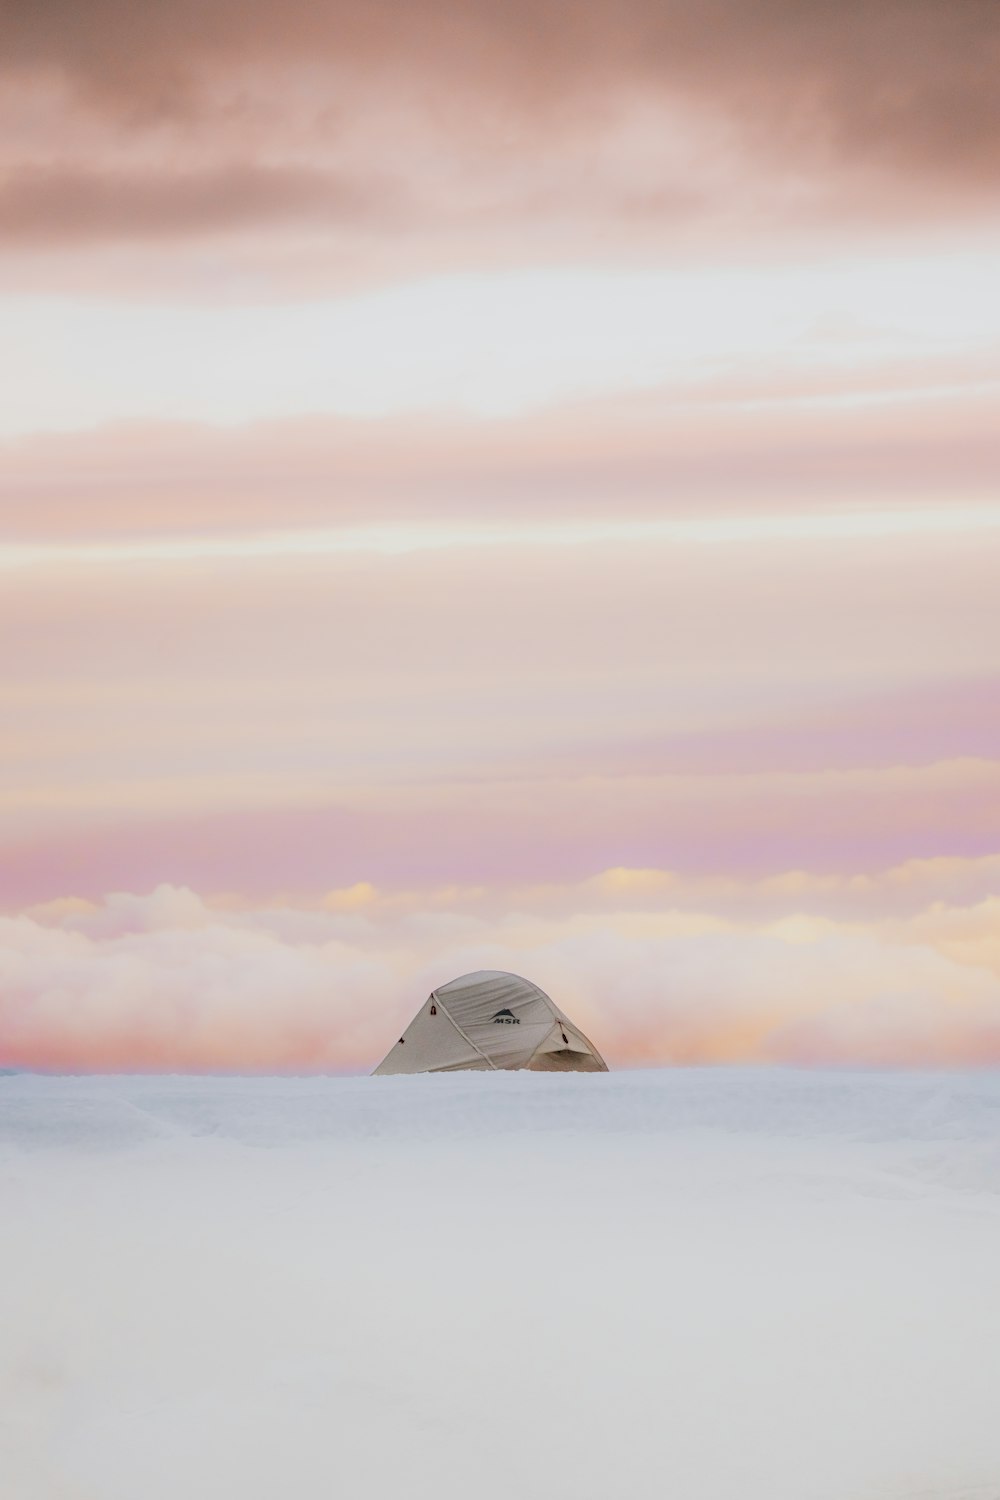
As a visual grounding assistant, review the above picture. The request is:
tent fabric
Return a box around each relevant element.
[372,970,608,1075]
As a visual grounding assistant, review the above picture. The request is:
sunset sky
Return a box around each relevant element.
[2,0,999,1071]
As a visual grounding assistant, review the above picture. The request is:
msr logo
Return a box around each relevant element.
[491,1007,520,1025]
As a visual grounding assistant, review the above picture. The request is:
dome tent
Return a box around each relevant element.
[372,970,608,1075]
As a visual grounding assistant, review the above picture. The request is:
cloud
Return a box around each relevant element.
[896,897,1000,981]
[0,893,390,1071]
[0,164,399,244]
[2,505,999,905]
[4,367,1000,536]
[3,1,998,184]
[5,876,1000,1071]
[5,753,1000,906]
[0,2,997,274]
[602,678,1000,775]
[534,856,1000,925]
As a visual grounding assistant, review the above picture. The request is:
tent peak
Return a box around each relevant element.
[434,967,540,992]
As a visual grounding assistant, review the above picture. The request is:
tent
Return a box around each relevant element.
[372,969,608,1075]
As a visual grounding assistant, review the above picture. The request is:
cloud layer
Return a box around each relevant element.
[4,868,1000,1071]
[5,0,998,181]
[5,372,1000,535]
[2,0,998,296]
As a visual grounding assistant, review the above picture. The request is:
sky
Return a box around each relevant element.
[2,0,999,1072]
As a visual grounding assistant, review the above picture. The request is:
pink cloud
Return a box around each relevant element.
[2,516,998,906]
[3,761,1000,907]
[597,678,1000,775]
[3,375,1000,539]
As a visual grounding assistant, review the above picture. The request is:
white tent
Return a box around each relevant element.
[372,970,608,1075]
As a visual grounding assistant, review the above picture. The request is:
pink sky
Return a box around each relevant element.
[2,0,999,1071]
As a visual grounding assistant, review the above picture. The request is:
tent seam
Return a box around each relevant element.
[434,994,499,1071]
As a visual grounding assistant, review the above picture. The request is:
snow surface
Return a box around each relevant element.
[3,1069,1000,1500]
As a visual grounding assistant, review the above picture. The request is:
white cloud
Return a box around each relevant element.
[4,250,999,438]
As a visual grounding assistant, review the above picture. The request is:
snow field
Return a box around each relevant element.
[2,1069,1000,1500]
